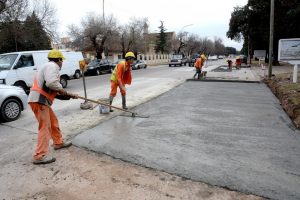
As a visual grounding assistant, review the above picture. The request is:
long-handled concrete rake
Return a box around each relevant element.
[77,95,149,118]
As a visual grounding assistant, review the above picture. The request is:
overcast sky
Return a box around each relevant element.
[50,0,248,50]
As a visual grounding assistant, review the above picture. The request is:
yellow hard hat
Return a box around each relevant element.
[236,56,240,59]
[48,49,65,60]
[125,51,135,59]
[200,54,206,60]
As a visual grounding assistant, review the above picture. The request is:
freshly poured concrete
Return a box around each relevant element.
[73,81,300,200]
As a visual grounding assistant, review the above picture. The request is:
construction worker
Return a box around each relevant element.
[235,56,241,69]
[109,52,135,112]
[227,59,233,69]
[28,49,78,165]
[193,54,206,79]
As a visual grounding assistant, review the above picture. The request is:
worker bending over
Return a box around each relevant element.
[193,54,206,79]
[109,52,135,112]
[235,56,241,69]
[28,49,78,165]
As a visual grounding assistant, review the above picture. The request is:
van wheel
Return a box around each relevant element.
[14,82,28,93]
[60,76,68,88]
[74,70,81,79]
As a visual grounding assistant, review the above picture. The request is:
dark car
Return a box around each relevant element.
[188,54,200,67]
[239,55,248,64]
[110,59,125,72]
[85,59,113,75]
[131,60,147,70]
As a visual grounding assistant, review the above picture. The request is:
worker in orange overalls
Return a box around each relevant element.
[28,49,78,165]
[235,56,241,69]
[227,59,233,69]
[109,52,135,112]
[193,54,206,79]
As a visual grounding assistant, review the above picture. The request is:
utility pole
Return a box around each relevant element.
[268,0,274,78]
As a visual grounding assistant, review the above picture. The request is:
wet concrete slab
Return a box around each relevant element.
[73,81,300,200]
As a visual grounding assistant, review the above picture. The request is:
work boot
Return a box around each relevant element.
[33,155,56,165]
[53,141,72,150]
[122,95,128,110]
[109,95,114,112]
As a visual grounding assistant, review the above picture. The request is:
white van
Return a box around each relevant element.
[0,50,84,92]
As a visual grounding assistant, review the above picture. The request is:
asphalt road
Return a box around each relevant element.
[74,81,300,200]
[0,64,197,137]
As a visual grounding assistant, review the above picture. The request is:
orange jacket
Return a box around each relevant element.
[30,78,57,104]
[111,61,132,85]
[194,58,204,69]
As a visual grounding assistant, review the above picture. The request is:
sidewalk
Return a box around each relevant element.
[189,65,259,82]
[74,79,300,200]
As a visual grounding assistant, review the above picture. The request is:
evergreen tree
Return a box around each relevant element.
[155,21,167,54]
[23,12,51,50]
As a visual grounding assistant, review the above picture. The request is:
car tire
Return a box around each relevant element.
[96,68,101,75]
[144,65,147,69]
[169,64,171,67]
[14,81,28,93]
[74,70,81,79]
[1,98,22,122]
[60,76,68,88]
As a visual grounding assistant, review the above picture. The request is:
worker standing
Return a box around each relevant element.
[227,59,233,69]
[193,54,206,79]
[28,49,78,165]
[109,52,135,112]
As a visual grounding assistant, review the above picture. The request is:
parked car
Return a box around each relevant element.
[85,59,113,75]
[239,55,248,64]
[131,60,147,70]
[188,54,200,66]
[0,84,27,122]
[110,59,125,72]
[0,50,84,91]
[169,54,187,67]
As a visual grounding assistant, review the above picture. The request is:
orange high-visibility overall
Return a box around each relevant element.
[29,78,64,160]
[110,61,132,97]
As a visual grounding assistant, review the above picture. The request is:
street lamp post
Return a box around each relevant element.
[102,0,105,22]
[178,24,193,54]
[179,24,193,33]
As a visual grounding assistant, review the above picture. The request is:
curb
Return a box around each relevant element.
[186,78,262,83]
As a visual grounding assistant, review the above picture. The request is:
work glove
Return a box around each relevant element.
[66,92,79,99]
[58,89,68,96]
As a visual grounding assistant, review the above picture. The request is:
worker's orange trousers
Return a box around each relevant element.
[29,103,64,160]
[110,80,126,97]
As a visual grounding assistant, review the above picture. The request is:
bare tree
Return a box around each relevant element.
[213,37,226,55]
[185,34,201,56]
[31,0,58,41]
[119,17,148,57]
[68,13,118,59]
[0,0,28,22]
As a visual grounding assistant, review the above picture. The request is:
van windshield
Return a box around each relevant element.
[0,54,18,71]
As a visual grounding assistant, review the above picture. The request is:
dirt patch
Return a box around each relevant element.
[265,72,300,129]
[3,146,264,200]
